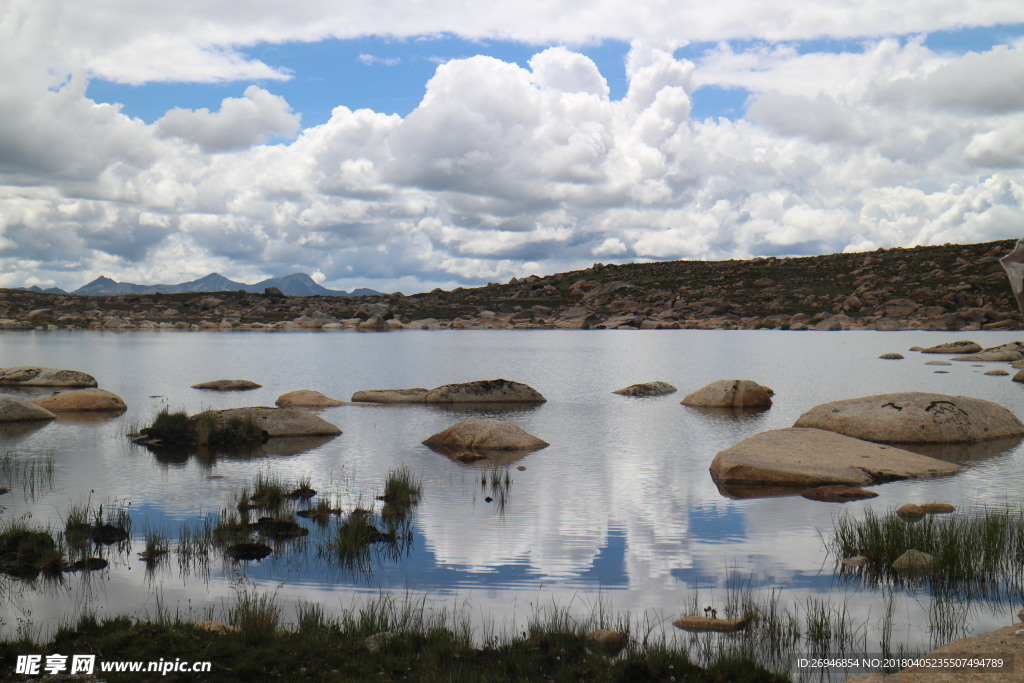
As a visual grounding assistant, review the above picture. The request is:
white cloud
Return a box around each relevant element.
[2,3,1024,292]
[356,53,402,66]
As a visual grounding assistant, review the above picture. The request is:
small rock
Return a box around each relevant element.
[800,485,879,503]
[897,503,926,519]
[841,556,870,568]
[587,629,628,654]
[192,379,261,391]
[196,620,238,634]
[879,353,904,360]
[33,388,127,412]
[920,502,956,514]
[0,396,57,423]
[892,549,935,573]
[350,388,429,403]
[985,369,1010,376]
[925,360,952,365]
[919,340,982,354]
[681,379,773,408]
[275,390,344,407]
[672,616,750,633]
[613,381,677,397]
[423,419,548,451]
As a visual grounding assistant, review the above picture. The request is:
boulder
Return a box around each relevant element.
[800,485,879,502]
[921,502,956,514]
[794,392,1024,443]
[275,390,344,408]
[952,341,1024,362]
[896,503,926,519]
[0,366,97,388]
[919,340,982,354]
[586,629,628,654]
[879,353,904,360]
[0,396,57,423]
[191,379,262,391]
[709,428,960,487]
[681,380,773,408]
[424,379,546,403]
[32,389,126,412]
[351,388,429,403]
[199,407,341,437]
[423,419,548,451]
[613,381,677,397]
[891,549,935,573]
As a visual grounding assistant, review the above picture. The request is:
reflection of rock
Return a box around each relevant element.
[710,428,960,487]
[146,435,337,464]
[0,396,56,423]
[0,366,97,387]
[33,388,126,412]
[275,390,344,407]
[424,419,547,450]
[199,407,341,437]
[613,381,677,397]
[800,485,879,503]
[0,421,51,440]
[425,443,542,467]
[684,404,772,422]
[681,380,773,408]
[424,379,546,404]
[191,379,262,391]
[795,392,1024,443]
[351,388,428,403]
[712,481,815,500]
[896,435,1023,463]
[919,340,981,354]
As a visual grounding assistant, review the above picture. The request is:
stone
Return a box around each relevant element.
[952,341,1024,362]
[587,629,628,654]
[919,340,982,354]
[879,353,904,360]
[672,616,750,633]
[925,360,952,365]
[613,381,677,397]
[841,556,870,568]
[709,428,960,487]
[985,369,1010,376]
[794,392,1024,443]
[197,407,341,437]
[0,366,97,387]
[681,379,773,408]
[896,503,926,519]
[191,379,262,391]
[891,549,935,573]
[364,631,396,653]
[423,419,548,451]
[351,388,429,403]
[920,502,956,514]
[275,390,344,408]
[0,396,57,423]
[424,379,546,403]
[196,620,238,634]
[263,286,284,298]
[32,389,127,412]
[800,485,879,502]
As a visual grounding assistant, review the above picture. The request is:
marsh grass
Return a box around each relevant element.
[138,528,170,565]
[828,506,1024,598]
[0,451,54,501]
[378,466,421,519]
[0,519,66,579]
[63,497,131,553]
[228,590,281,642]
[138,408,266,447]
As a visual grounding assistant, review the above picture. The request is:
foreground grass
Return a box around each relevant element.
[0,594,787,682]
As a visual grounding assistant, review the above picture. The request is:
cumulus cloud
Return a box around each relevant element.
[2,2,1024,291]
[155,86,301,151]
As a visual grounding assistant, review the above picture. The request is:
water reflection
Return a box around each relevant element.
[142,435,338,466]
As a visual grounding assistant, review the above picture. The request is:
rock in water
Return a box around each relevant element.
[191,379,262,391]
[33,389,127,412]
[198,407,341,437]
[613,381,677,397]
[672,616,750,633]
[710,428,960,487]
[275,390,344,407]
[0,396,57,423]
[800,485,879,502]
[918,340,982,354]
[794,392,1024,443]
[0,366,97,387]
[424,379,546,403]
[423,419,548,450]
[351,388,429,403]
[681,379,773,407]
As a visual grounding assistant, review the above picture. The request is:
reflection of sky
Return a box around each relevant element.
[4,329,1024,646]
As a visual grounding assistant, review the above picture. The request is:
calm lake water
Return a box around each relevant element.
[3,328,1024,667]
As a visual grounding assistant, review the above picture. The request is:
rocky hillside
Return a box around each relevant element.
[0,240,1020,331]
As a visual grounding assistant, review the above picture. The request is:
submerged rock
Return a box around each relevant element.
[200,407,341,438]
[191,379,262,391]
[275,390,344,407]
[794,392,1024,443]
[424,379,546,403]
[33,388,127,412]
[226,542,272,560]
[0,396,57,423]
[0,366,97,387]
[672,616,750,633]
[710,428,960,487]
[800,485,879,503]
[681,379,773,408]
[919,340,982,354]
[613,381,677,397]
[350,388,429,403]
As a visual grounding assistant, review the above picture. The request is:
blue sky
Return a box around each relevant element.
[4,2,1024,292]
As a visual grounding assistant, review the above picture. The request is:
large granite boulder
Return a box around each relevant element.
[0,396,57,422]
[198,407,341,437]
[709,428,960,487]
[351,388,429,403]
[32,389,127,412]
[275,390,344,408]
[794,392,1024,443]
[613,381,677,397]
[918,340,982,354]
[424,379,546,403]
[191,379,262,391]
[681,380,773,408]
[951,341,1024,362]
[0,367,97,388]
[423,419,548,451]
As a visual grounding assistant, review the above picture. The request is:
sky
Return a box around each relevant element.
[2,2,1024,294]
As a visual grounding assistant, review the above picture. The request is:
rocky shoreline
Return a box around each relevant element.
[2,239,1020,332]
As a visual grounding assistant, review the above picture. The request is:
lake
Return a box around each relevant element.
[3,328,1024,665]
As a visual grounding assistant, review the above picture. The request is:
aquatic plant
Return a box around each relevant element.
[0,451,55,501]
[378,466,421,519]
[0,519,65,579]
[138,529,170,564]
[136,408,266,447]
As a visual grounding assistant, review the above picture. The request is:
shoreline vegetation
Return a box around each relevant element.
[0,239,1020,332]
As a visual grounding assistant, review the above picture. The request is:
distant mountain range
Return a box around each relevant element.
[20,273,381,297]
